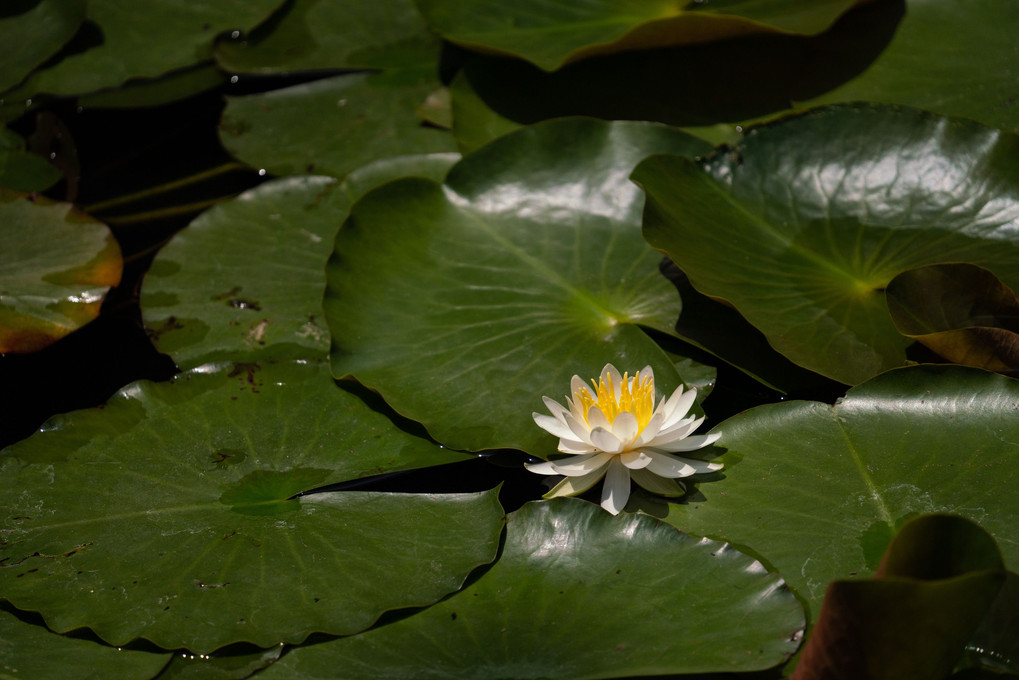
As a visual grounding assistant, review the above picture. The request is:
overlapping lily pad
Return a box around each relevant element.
[220,68,457,179]
[635,105,1019,385]
[664,365,1019,622]
[10,0,284,99]
[261,498,804,679]
[142,157,458,370]
[0,608,169,680]
[415,0,862,71]
[0,0,86,94]
[215,0,438,73]
[324,118,712,455]
[0,126,61,192]
[0,360,497,653]
[0,191,122,353]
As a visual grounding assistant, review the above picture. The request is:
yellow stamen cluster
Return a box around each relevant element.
[575,370,655,430]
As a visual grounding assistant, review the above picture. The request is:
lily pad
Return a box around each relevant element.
[214,0,438,73]
[634,105,1019,385]
[0,191,122,353]
[142,157,459,370]
[10,0,284,99]
[0,126,61,192]
[793,514,1010,680]
[415,0,861,71]
[324,118,712,455]
[0,608,169,680]
[220,68,457,179]
[0,0,86,94]
[663,364,1019,622]
[886,263,1019,375]
[0,360,497,653]
[260,498,804,679]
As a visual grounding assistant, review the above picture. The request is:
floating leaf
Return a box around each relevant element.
[0,361,494,653]
[0,0,86,94]
[635,105,1019,384]
[260,498,804,679]
[886,263,1019,375]
[0,191,122,353]
[0,608,169,680]
[142,157,458,370]
[415,0,862,71]
[220,68,457,179]
[793,514,1009,680]
[78,64,227,110]
[151,644,282,679]
[324,118,711,454]
[215,0,438,73]
[0,126,61,193]
[663,365,1019,623]
[9,0,284,99]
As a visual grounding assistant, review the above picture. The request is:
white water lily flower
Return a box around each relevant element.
[526,363,721,515]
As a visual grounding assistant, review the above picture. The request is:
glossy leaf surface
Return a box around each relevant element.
[635,105,1019,384]
[886,263,1019,374]
[262,498,804,679]
[0,361,492,653]
[215,0,437,73]
[0,192,122,353]
[415,0,860,71]
[220,69,456,179]
[325,118,711,454]
[663,365,1019,623]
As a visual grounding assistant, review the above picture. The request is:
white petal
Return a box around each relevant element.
[634,410,665,446]
[600,459,631,515]
[651,432,721,452]
[589,427,623,454]
[619,450,652,469]
[524,460,561,475]
[645,416,702,447]
[542,466,608,499]
[532,412,576,440]
[542,396,571,423]
[564,411,595,444]
[610,411,639,446]
[644,450,697,478]
[586,405,611,431]
[552,451,613,476]
[661,386,697,429]
[571,375,590,401]
[630,467,686,497]
[558,438,598,454]
[638,365,654,384]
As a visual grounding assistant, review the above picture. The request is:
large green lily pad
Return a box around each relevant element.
[634,105,1019,385]
[0,361,497,653]
[0,608,169,680]
[215,0,438,73]
[0,0,86,94]
[220,68,457,179]
[142,158,458,370]
[0,191,122,353]
[261,498,804,679]
[325,118,711,455]
[10,0,284,99]
[415,0,862,71]
[663,365,1019,622]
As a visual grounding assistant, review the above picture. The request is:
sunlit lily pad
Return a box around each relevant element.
[663,365,1019,623]
[635,105,1019,384]
[324,118,712,455]
[416,0,862,71]
[0,608,169,680]
[260,498,804,679]
[220,68,457,179]
[0,0,86,94]
[0,361,496,653]
[215,0,437,73]
[0,191,122,353]
[10,0,284,99]
[142,157,458,370]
